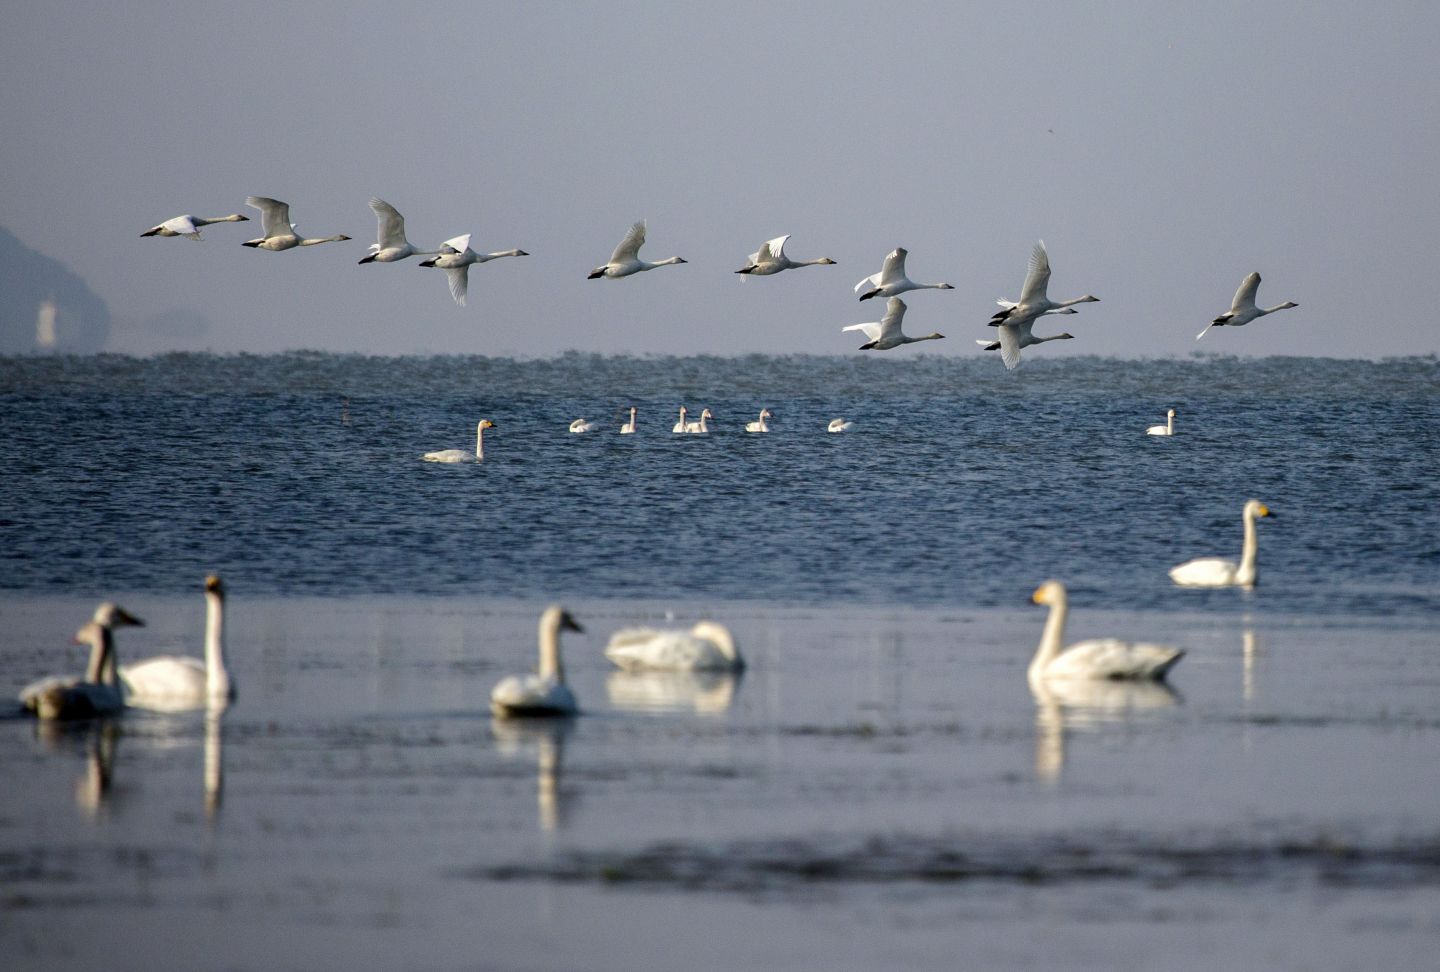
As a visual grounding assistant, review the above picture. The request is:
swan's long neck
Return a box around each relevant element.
[84,628,111,684]
[1029,593,1068,681]
[1032,333,1073,345]
[1238,507,1260,583]
[905,333,946,344]
[1055,295,1097,308]
[475,423,485,460]
[1259,303,1294,316]
[646,256,686,268]
[300,234,349,245]
[1166,412,1175,433]
[205,590,231,698]
[538,614,564,682]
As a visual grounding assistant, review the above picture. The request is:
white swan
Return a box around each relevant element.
[358,197,436,264]
[569,418,599,433]
[1197,272,1298,340]
[843,297,945,350]
[418,233,528,307]
[1145,409,1176,436]
[490,605,582,717]
[619,406,637,434]
[604,621,743,672]
[735,235,836,276]
[588,220,687,279]
[141,213,249,240]
[976,311,1078,370]
[1169,499,1275,588]
[672,406,689,434]
[1030,581,1184,681]
[242,197,351,251]
[20,603,142,720]
[684,408,713,433]
[990,241,1099,328]
[119,575,234,710]
[854,247,954,301]
[422,419,495,462]
[827,418,853,433]
[745,408,772,433]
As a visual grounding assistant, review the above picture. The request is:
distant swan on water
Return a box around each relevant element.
[672,406,689,434]
[418,233,528,307]
[684,408,713,433]
[241,197,351,251]
[569,418,599,433]
[422,419,495,462]
[1197,272,1298,341]
[854,248,954,301]
[604,621,744,672]
[141,213,249,240]
[735,235,836,276]
[843,297,944,350]
[19,603,143,720]
[490,605,583,717]
[1029,581,1184,682]
[827,418,853,433]
[588,220,687,279]
[745,408,772,433]
[119,575,234,710]
[1169,499,1274,588]
[620,407,637,434]
[1146,409,1176,436]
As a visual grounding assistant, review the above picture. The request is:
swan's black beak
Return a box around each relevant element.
[563,615,584,633]
[241,241,261,248]
[419,257,437,268]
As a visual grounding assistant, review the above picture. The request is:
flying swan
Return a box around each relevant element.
[977,311,1077,370]
[422,419,495,462]
[119,575,234,710]
[990,241,1099,328]
[604,621,744,672]
[242,197,351,251]
[1029,580,1184,682]
[418,233,528,307]
[854,247,954,301]
[843,296,944,350]
[490,605,583,717]
[588,220,687,279]
[1169,499,1275,588]
[358,197,435,264]
[735,235,836,276]
[1196,272,1298,340]
[141,213,249,240]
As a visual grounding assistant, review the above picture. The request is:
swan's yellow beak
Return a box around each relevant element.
[1258,504,1272,518]
[1031,586,1048,605]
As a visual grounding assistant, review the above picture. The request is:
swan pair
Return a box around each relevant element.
[672,407,712,433]
[19,603,143,720]
[1029,581,1183,682]
[843,297,945,351]
[589,220,687,279]
[1146,409,1176,436]
[979,241,1098,369]
[423,419,496,462]
[242,197,351,250]
[1169,500,1274,588]
[1197,273,1298,340]
[141,213,249,241]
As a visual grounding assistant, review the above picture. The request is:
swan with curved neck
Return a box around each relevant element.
[423,419,495,462]
[745,408,772,433]
[854,247,954,301]
[735,235,836,276]
[242,196,351,251]
[989,241,1100,329]
[604,620,744,672]
[490,605,583,717]
[588,220,687,278]
[1197,272,1298,340]
[569,418,599,433]
[619,407,637,434]
[684,408,713,433]
[119,575,234,709]
[843,297,945,351]
[1169,499,1274,588]
[1146,409,1176,436]
[141,213,249,240]
[1029,581,1183,682]
[20,603,143,720]
[418,233,528,307]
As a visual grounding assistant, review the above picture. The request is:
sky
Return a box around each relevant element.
[2,1,1437,359]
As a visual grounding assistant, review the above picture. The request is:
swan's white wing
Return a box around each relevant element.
[995,299,1019,309]
[877,296,907,341]
[997,322,1023,370]
[853,271,882,294]
[246,196,290,238]
[608,220,647,264]
[877,247,907,285]
[370,197,406,248]
[760,235,790,262]
[1231,271,1261,311]
[163,215,201,238]
[842,321,883,341]
[1018,240,1051,304]
[440,233,471,255]
[445,267,469,307]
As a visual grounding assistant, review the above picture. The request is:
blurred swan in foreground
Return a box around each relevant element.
[1029,581,1184,682]
[1169,499,1274,588]
[490,605,582,718]
[1197,272,1298,340]
[977,311,1077,370]
[604,621,743,672]
[735,235,836,276]
[141,213,249,240]
[358,197,434,264]
[569,418,599,433]
[684,408,713,433]
[989,240,1099,328]
[588,220,686,278]
[843,297,945,350]
[745,408,772,433]
[619,407,637,434]
[423,419,495,462]
[418,233,528,307]
[120,575,234,710]
[827,418,853,433]
[854,247,954,301]
[20,604,143,720]
[1146,408,1176,436]
[242,197,351,251]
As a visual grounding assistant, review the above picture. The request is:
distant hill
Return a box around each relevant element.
[0,224,110,353]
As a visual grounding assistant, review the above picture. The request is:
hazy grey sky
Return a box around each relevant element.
[3,1,1436,359]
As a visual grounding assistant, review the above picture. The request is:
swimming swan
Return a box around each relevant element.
[423,419,495,462]
[672,406,689,434]
[745,408,772,433]
[735,235,836,276]
[604,621,744,672]
[854,247,954,301]
[358,197,435,264]
[141,213,249,240]
[990,241,1099,328]
[119,575,234,710]
[20,603,143,720]
[1146,409,1176,436]
[843,297,944,350]
[684,408,713,433]
[1030,580,1184,682]
[588,220,687,279]
[569,418,599,433]
[1169,499,1275,588]
[242,197,351,251]
[490,605,583,717]
[620,407,637,434]
[1197,272,1298,340]
[418,233,528,307]
[977,311,1077,370]
[827,418,853,433]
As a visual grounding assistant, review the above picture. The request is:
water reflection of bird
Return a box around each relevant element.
[1031,677,1180,782]
[491,718,573,833]
[604,670,743,715]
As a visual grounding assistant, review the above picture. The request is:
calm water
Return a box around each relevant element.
[2,353,1438,971]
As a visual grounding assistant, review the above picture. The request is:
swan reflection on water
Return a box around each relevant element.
[490,718,573,833]
[1031,677,1181,783]
[33,718,121,819]
[604,670,744,715]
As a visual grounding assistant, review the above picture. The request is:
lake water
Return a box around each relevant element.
[1,352,1438,970]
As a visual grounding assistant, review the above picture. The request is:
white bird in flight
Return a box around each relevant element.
[1196,272,1298,340]
[588,220,687,279]
[842,297,945,350]
[989,241,1099,328]
[977,310,1077,370]
[418,233,529,307]
[854,247,954,301]
[141,213,249,241]
[734,235,836,276]
[242,197,351,251]
[359,197,434,264]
